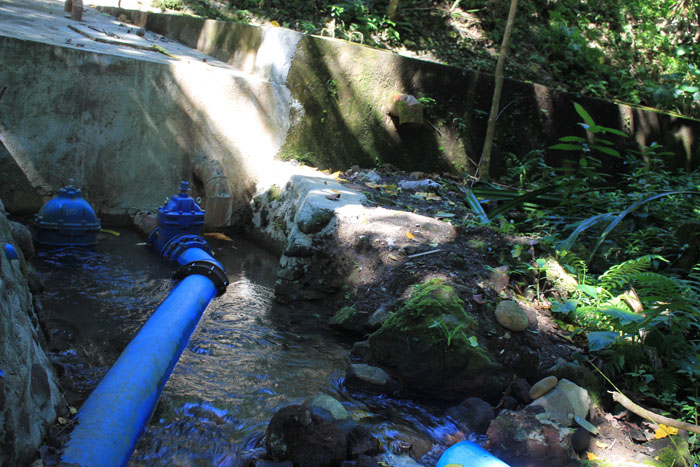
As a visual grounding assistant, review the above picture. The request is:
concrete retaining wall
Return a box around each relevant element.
[1,5,698,222]
[108,7,700,174]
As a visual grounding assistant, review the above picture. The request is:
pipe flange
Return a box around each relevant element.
[173,259,229,296]
[161,234,211,262]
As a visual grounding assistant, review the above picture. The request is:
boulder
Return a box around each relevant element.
[528,378,592,427]
[486,409,573,466]
[345,364,399,395]
[495,300,529,332]
[447,397,495,434]
[368,278,509,401]
[266,405,347,467]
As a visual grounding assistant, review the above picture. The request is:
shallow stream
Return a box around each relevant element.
[34,229,458,466]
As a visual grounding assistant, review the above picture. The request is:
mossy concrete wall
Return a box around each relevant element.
[110,8,699,174]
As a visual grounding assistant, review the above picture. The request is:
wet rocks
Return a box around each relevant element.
[486,409,573,466]
[266,405,347,467]
[447,397,494,434]
[0,200,63,466]
[494,300,529,332]
[345,364,400,395]
[529,375,558,399]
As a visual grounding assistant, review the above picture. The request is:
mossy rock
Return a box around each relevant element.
[368,278,510,401]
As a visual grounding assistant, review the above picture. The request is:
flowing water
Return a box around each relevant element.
[34,229,459,466]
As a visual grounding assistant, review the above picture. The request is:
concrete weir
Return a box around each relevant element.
[0,0,300,225]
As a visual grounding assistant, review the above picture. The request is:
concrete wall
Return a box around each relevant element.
[2,7,698,222]
[111,8,700,174]
[0,32,296,223]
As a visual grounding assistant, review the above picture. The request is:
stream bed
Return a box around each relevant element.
[33,228,459,466]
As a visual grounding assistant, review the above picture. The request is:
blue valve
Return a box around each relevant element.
[4,243,18,260]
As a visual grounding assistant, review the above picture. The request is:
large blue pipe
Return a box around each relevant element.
[61,182,228,466]
[61,274,217,466]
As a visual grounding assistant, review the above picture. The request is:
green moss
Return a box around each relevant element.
[268,185,283,202]
[382,278,475,334]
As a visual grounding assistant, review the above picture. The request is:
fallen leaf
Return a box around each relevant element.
[655,424,678,439]
[326,193,341,200]
[472,294,486,304]
[388,253,399,261]
[405,231,416,240]
[586,452,599,460]
[100,229,120,236]
[204,232,233,241]
[595,441,609,449]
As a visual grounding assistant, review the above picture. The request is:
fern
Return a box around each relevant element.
[598,255,667,290]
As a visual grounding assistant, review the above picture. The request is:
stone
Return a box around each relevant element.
[355,170,382,184]
[489,265,509,293]
[508,377,532,404]
[486,409,573,466]
[367,304,391,329]
[329,306,368,334]
[447,397,495,434]
[528,378,591,427]
[529,376,558,399]
[346,424,382,459]
[8,220,34,259]
[546,357,599,390]
[571,427,591,453]
[350,340,372,362]
[302,394,349,423]
[297,206,334,234]
[495,300,529,332]
[345,364,399,395]
[389,94,424,126]
[0,204,62,466]
[266,405,347,467]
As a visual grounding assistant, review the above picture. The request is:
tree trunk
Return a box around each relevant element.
[387,0,400,21]
[477,0,518,181]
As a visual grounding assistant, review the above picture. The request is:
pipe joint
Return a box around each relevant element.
[174,259,229,296]
[160,234,211,262]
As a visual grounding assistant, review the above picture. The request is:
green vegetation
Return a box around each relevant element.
[156,0,698,119]
[466,103,700,462]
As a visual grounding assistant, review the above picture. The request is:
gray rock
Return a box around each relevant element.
[8,220,34,259]
[447,397,495,434]
[302,394,350,423]
[367,304,391,329]
[0,204,62,466]
[356,170,382,184]
[350,340,372,362]
[495,300,529,332]
[297,206,334,234]
[529,375,558,399]
[528,378,591,427]
[345,364,399,394]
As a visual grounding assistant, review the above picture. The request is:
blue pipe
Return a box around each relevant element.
[437,440,510,467]
[61,274,216,466]
[61,181,228,466]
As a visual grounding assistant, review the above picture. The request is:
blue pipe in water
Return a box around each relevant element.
[437,440,510,467]
[61,181,228,466]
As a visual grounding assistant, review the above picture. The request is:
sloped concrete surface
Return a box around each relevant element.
[0,0,298,224]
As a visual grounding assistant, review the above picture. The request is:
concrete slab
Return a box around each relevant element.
[0,0,232,69]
